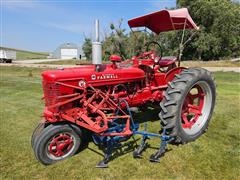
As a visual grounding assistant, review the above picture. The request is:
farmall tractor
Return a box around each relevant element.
[32,8,216,168]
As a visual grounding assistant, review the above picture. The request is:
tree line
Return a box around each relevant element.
[82,0,240,61]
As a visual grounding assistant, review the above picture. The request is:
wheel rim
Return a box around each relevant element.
[46,132,76,160]
[181,81,212,135]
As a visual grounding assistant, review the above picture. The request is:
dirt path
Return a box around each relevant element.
[13,59,61,64]
[203,67,240,73]
[0,63,239,73]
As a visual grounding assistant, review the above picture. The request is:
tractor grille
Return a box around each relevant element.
[42,80,60,107]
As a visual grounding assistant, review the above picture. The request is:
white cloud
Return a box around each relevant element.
[43,22,90,35]
[2,0,40,11]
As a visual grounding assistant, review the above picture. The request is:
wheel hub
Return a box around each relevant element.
[181,82,212,135]
[48,133,74,159]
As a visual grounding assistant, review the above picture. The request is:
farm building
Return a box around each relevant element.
[53,43,82,59]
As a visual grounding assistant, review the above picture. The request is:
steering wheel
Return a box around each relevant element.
[145,41,163,59]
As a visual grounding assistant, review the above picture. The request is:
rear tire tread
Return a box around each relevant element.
[159,68,216,144]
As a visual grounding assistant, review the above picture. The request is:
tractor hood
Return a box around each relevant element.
[41,64,145,87]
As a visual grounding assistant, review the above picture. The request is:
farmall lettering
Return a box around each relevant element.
[91,74,118,80]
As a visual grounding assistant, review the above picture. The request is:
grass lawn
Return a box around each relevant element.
[0,66,239,179]
[39,59,240,67]
[16,51,48,60]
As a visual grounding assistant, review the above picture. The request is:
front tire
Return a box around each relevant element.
[33,124,82,165]
[159,68,216,144]
[31,123,46,148]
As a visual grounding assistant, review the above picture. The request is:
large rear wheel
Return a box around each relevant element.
[159,68,216,144]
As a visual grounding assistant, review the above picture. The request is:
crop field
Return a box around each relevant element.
[0,66,239,179]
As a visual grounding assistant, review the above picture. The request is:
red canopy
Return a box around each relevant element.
[128,8,199,34]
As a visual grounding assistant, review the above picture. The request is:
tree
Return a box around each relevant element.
[82,38,92,60]
[103,19,129,59]
[177,0,240,60]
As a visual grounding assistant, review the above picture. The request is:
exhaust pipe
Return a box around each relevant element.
[95,19,100,42]
[92,19,102,71]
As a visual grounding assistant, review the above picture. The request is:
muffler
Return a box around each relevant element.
[92,19,102,71]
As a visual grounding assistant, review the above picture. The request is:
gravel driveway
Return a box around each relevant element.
[13,59,62,64]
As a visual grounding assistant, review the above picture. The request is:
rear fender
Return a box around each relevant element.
[165,67,186,83]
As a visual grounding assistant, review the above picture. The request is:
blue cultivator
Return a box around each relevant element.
[92,100,174,168]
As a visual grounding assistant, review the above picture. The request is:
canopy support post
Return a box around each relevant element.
[178,19,187,67]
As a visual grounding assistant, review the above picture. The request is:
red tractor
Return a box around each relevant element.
[32,8,216,168]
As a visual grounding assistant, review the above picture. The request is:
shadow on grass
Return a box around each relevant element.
[133,104,161,124]
[86,136,172,165]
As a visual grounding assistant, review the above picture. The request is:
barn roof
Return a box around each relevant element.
[58,42,78,49]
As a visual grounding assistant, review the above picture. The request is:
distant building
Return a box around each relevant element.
[0,49,16,63]
[53,42,82,60]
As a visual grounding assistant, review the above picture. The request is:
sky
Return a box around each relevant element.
[1,0,177,52]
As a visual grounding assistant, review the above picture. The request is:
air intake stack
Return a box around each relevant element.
[92,19,102,71]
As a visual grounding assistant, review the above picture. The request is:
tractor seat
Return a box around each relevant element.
[159,56,177,67]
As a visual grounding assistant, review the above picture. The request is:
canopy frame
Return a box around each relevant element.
[128,8,199,66]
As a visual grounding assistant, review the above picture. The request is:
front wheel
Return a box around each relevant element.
[159,68,216,144]
[31,123,46,148]
[33,124,82,165]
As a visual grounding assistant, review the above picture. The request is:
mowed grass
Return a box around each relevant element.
[39,59,240,67]
[16,51,48,60]
[0,66,239,179]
